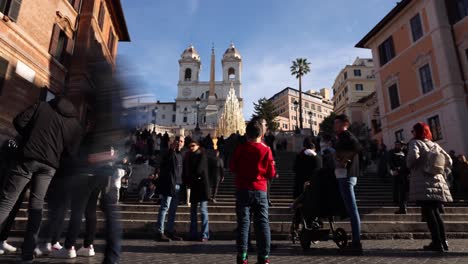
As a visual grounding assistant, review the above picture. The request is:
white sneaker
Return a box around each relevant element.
[51,242,63,251]
[77,245,95,257]
[34,242,51,256]
[0,240,17,253]
[49,247,77,259]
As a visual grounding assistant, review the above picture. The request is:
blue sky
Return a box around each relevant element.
[117,0,397,118]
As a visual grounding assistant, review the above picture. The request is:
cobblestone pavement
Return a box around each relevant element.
[1,238,468,263]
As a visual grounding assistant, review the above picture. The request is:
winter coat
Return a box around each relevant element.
[158,149,184,197]
[13,98,82,169]
[334,130,362,178]
[184,150,210,203]
[407,139,453,203]
[293,149,322,199]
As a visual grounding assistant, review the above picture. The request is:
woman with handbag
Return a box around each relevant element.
[407,122,452,252]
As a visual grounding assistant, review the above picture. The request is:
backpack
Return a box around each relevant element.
[422,141,446,175]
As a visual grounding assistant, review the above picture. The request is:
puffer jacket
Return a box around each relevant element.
[407,139,452,203]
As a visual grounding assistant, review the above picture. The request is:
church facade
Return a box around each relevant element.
[173,43,244,133]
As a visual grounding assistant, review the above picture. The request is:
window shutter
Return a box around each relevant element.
[73,0,81,11]
[8,0,22,22]
[49,24,61,57]
[0,56,8,95]
[63,37,74,67]
[0,0,7,14]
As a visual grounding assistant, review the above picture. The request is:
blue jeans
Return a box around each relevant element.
[236,190,270,259]
[190,201,209,239]
[156,185,180,234]
[338,177,361,244]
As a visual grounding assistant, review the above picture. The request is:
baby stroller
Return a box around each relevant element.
[290,167,348,251]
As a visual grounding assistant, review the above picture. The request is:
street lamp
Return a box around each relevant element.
[308,111,313,129]
[195,97,201,131]
[153,107,158,132]
[293,100,299,131]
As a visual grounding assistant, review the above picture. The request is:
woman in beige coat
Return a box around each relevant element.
[407,122,452,252]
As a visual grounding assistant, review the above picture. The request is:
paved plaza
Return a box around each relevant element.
[1,238,468,263]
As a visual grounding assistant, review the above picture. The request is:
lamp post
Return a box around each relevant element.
[293,100,299,132]
[195,97,201,131]
[153,107,158,132]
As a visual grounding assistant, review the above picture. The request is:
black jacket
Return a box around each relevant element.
[334,130,362,178]
[293,149,322,199]
[158,149,183,197]
[184,150,210,203]
[13,98,82,169]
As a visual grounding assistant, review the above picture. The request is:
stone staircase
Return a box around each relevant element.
[11,151,468,239]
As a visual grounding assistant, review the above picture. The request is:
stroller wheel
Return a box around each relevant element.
[333,228,348,249]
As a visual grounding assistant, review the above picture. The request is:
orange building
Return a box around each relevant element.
[0,0,129,144]
[356,0,468,154]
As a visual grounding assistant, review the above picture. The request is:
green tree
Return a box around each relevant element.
[252,98,279,132]
[319,112,337,136]
[290,58,311,130]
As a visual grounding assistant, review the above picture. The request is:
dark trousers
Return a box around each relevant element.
[39,176,70,245]
[211,176,221,199]
[0,160,56,261]
[236,190,270,259]
[64,174,107,249]
[0,186,28,241]
[420,201,446,245]
[392,174,408,210]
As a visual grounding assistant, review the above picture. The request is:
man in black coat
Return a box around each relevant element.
[155,136,185,242]
[0,97,81,262]
[389,141,409,214]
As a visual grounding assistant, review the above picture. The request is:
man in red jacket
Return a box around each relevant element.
[230,119,276,264]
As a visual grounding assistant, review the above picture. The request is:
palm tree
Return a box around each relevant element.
[290,58,311,130]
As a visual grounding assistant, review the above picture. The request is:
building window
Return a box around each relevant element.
[395,129,405,142]
[185,68,192,81]
[419,64,434,94]
[108,30,115,55]
[162,114,165,120]
[344,71,348,80]
[172,115,176,123]
[317,106,322,112]
[354,69,361,76]
[378,36,396,66]
[98,1,105,30]
[410,14,423,42]
[428,115,443,141]
[388,84,400,110]
[228,67,236,80]
[0,0,22,22]
[355,84,364,91]
[49,24,69,63]
[0,56,8,96]
[446,0,468,24]
[305,102,309,108]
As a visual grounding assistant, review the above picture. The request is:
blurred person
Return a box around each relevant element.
[407,122,452,252]
[334,114,363,255]
[118,156,132,202]
[184,141,211,241]
[209,149,225,203]
[50,145,122,261]
[155,136,185,242]
[230,119,277,264]
[0,97,81,263]
[389,141,410,214]
[456,155,468,192]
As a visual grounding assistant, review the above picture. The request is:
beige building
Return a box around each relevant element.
[332,58,376,123]
[268,87,333,135]
[356,0,468,154]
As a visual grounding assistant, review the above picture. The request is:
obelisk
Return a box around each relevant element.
[205,44,218,130]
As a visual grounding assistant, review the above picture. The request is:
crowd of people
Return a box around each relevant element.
[292,116,464,255]
[0,97,466,263]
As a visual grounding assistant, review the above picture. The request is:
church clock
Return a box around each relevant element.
[182,88,191,97]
